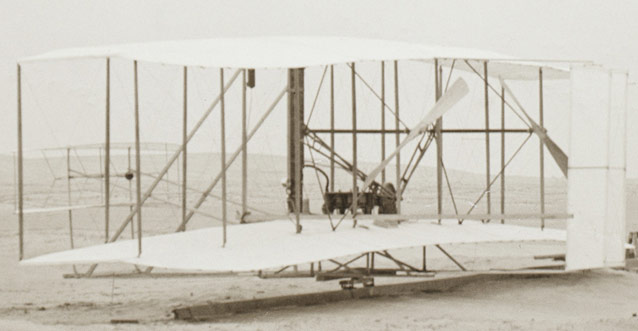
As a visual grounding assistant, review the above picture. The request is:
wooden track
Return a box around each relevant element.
[173,271,568,321]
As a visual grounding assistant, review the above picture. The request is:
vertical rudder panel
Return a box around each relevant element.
[566,65,628,270]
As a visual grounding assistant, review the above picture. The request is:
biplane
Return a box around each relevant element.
[14,37,628,281]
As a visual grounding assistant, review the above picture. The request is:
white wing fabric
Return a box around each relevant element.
[21,219,565,272]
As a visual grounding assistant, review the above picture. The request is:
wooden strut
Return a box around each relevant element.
[105,57,110,243]
[501,87,505,224]
[435,244,467,271]
[17,64,24,260]
[380,61,386,183]
[66,148,78,275]
[483,61,491,223]
[98,148,103,204]
[287,68,304,233]
[128,147,134,238]
[328,253,367,272]
[377,250,421,272]
[241,69,248,222]
[220,69,228,246]
[434,58,443,224]
[351,63,358,224]
[308,128,530,134]
[12,152,16,215]
[422,246,427,271]
[539,68,545,230]
[329,65,335,192]
[245,212,571,222]
[394,60,401,213]
[133,60,142,257]
[371,252,375,270]
[182,67,188,230]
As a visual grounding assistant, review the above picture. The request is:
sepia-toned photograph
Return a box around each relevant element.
[1,1,638,330]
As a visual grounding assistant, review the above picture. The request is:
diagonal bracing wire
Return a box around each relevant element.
[398,132,434,195]
[305,136,335,230]
[305,66,329,125]
[463,60,531,128]
[439,158,461,223]
[443,59,457,92]
[461,133,533,223]
[347,63,410,130]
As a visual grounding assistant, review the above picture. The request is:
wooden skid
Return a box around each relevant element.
[258,271,314,279]
[533,253,565,261]
[63,271,249,279]
[315,268,398,281]
[173,272,564,321]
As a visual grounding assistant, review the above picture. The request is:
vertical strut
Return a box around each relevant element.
[182,66,188,230]
[371,252,375,270]
[12,152,16,214]
[539,68,545,230]
[434,59,442,223]
[66,148,74,249]
[500,87,505,224]
[329,66,335,192]
[351,63,358,222]
[287,68,304,232]
[133,60,142,256]
[66,148,77,275]
[241,69,248,221]
[422,246,427,271]
[128,147,134,238]
[98,148,103,204]
[17,64,24,260]
[220,69,228,244]
[483,61,491,222]
[380,61,386,183]
[104,58,110,242]
[393,61,401,213]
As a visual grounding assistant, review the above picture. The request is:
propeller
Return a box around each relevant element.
[362,77,470,191]
[499,78,568,178]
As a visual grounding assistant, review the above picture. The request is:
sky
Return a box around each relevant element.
[1,0,637,176]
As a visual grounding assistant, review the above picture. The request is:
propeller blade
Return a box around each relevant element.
[362,77,469,190]
[500,78,569,178]
[532,123,569,177]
